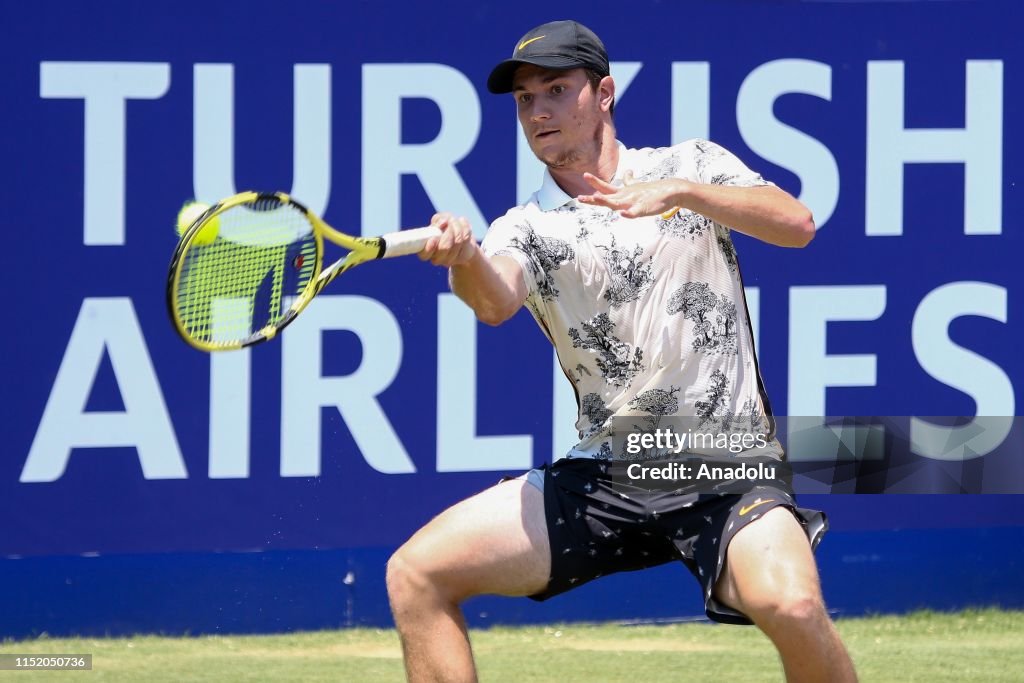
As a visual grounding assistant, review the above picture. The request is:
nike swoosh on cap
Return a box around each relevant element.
[518,35,546,51]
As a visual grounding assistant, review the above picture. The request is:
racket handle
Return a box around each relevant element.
[380,225,443,258]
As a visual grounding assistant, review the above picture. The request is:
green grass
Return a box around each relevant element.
[2,609,1022,682]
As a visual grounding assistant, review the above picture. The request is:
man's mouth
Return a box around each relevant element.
[535,129,559,139]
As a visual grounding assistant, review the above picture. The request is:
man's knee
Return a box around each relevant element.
[386,540,468,615]
[386,548,423,610]
[743,587,826,632]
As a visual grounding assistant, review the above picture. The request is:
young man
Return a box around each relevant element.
[387,20,858,683]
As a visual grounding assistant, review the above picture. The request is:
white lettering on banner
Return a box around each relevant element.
[39,62,170,246]
[208,298,253,478]
[361,64,486,238]
[436,295,532,471]
[517,62,643,205]
[209,349,251,477]
[788,285,887,416]
[911,282,1013,460]
[37,59,1009,244]
[671,62,711,143]
[26,59,1017,480]
[23,286,1017,479]
[193,64,332,213]
[866,60,1003,236]
[280,295,415,476]
[737,59,839,229]
[21,298,186,482]
[785,282,1014,462]
[787,286,887,463]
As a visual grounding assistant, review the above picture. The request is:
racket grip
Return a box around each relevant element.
[380,225,443,258]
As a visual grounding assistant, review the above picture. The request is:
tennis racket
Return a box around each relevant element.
[167,191,440,352]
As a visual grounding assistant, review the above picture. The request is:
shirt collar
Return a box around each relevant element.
[535,141,630,212]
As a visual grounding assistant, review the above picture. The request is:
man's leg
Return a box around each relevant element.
[713,507,858,683]
[386,478,550,683]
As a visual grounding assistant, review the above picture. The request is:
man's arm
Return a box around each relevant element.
[420,212,528,326]
[578,172,815,248]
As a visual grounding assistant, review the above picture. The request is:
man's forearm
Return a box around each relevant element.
[449,248,525,326]
[676,182,815,248]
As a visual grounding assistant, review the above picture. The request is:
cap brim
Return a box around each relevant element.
[486,55,588,94]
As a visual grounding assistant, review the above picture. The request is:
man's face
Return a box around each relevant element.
[512,65,607,170]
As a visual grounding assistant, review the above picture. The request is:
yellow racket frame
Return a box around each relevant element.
[167,191,437,352]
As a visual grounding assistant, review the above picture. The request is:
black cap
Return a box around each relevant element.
[487,20,609,94]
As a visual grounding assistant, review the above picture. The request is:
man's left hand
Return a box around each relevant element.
[577,171,686,219]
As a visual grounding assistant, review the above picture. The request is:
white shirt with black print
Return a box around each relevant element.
[482,139,783,461]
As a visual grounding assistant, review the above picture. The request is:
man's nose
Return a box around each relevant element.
[530,107,551,123]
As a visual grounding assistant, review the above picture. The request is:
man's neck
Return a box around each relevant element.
[548,131,619,199]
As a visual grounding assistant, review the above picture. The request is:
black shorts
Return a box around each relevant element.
[525,457,828,625]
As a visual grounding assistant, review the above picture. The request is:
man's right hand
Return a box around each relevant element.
[419,212,479,267]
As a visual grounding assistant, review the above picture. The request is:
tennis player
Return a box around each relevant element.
[388,20,857,683]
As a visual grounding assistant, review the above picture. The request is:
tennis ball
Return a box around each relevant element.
[176,201,220,245]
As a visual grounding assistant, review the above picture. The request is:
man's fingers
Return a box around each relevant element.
[578,192,617,209]
[583,172,617,192]
[444,217,470,249]
[430,212,450,228]
[453,216,472,241]
[418,235,439,260]
[423,215,476,266]
[437,224,456,251]
[580,180,680,219]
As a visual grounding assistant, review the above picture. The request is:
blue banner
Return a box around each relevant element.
[1,0,1021,633]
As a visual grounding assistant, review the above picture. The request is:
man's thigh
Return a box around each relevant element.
[713,506,824,615]
[395,478,551,600]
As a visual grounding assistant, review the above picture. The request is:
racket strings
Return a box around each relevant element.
[175,201,318,345]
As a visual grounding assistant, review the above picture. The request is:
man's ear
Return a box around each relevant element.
[599,75,616,113]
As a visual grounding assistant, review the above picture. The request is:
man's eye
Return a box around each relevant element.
[552,85,565,95]
[519,94,532,104]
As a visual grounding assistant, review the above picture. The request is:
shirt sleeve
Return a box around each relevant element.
[479,215,544,301]
[691,139,773,188]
